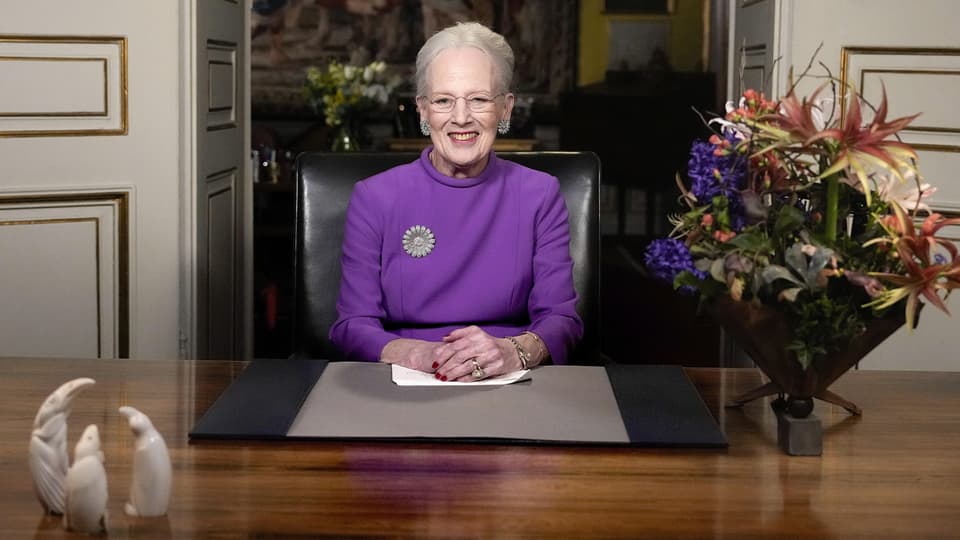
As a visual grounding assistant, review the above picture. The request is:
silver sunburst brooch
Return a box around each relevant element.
[402,225,435,258]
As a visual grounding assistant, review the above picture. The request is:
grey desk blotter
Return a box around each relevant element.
[288,363,629,443]
[190,359,727,447]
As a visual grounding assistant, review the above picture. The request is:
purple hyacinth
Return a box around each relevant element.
[644,238,706,295]
[686,133,748,230]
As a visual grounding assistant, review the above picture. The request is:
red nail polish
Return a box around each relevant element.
[441,376,448,381]
[432,362,438,369]
[435,373,441,379]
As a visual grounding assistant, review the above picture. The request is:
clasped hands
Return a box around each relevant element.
[381,326,522,382]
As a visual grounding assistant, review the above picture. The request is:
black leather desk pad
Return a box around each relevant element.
[189,359,727,447]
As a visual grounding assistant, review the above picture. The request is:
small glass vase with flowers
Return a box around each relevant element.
[645,64,959,451]
[303,60,399,151]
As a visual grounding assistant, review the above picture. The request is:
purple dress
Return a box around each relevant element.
[329,147,583,364]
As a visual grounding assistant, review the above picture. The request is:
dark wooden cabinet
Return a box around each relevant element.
[560,73,723,366]
[560,73,717,236]
[253,178,296,358]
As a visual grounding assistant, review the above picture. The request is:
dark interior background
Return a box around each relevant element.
[250,0,728,366]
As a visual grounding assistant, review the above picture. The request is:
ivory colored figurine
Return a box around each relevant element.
[64,424,108,534]
[119,406,171,516]
[29,377,96,514]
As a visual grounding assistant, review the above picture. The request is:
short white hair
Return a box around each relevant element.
[415,21,514,97]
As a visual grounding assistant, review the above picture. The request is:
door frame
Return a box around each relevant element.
[177,0,252,360]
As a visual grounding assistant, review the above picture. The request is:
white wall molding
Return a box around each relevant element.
[0,35,127,137]
[0,190,129,357]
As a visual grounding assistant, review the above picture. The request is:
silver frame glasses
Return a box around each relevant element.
[420,93,505,113]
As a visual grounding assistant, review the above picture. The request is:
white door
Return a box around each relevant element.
[729,0,780,99]
[0,1,250,360]
[0,4,183,358]
[189,0,252,359]
[730,0,960,370]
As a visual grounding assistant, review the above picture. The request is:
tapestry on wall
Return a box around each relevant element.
[251,0,577,119]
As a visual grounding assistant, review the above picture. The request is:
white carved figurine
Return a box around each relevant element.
[64,424,108,534]
[119,405,171,516]
[29,377,96,514]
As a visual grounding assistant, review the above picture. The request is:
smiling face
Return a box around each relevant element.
[418,47,514,178]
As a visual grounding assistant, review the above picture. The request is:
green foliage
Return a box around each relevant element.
[675,271,726,297]
[773,205,805,238]
[727,231,770,252]
[786,291,865,370]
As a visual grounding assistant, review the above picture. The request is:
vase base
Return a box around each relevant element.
[725,382,862,416]
[817,388,862,415]
[776,407,823,456]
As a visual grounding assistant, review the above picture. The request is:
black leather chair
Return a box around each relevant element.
[293,151,601,363]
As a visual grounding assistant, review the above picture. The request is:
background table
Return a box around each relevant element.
[2,357,959,538]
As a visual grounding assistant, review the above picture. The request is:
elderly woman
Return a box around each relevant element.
[329,21,582,381]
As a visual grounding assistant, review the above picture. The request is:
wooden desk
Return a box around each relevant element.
[3,357,959,538]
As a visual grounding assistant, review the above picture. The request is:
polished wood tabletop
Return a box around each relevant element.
[2,357,959,539]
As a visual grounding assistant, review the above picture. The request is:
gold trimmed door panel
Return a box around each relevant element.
[0,35,127,137]
[0,192,128,358]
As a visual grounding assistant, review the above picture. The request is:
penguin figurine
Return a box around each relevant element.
[29,377,96,514]
[119,406,171,517]
[64,424,108,534]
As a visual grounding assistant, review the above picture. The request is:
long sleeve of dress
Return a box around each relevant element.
[525,180,583,365]
[328,181,399,361]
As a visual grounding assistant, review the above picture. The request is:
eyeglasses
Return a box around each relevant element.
[421,93,505,113]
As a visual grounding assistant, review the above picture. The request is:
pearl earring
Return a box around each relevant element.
[497,119,510,135]
[420,119,431,136]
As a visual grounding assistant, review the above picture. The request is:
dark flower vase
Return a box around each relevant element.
[709,297,910,454]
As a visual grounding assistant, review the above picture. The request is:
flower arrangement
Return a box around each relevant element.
[645,71,959,370]
[303,60,398,128]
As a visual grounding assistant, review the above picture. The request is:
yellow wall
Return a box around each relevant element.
[578,0,706,86]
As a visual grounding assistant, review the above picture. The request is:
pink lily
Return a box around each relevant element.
[870,205,960,328]
[810,84,920,204]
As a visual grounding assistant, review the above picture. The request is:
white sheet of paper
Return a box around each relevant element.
[391,364,531,386]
